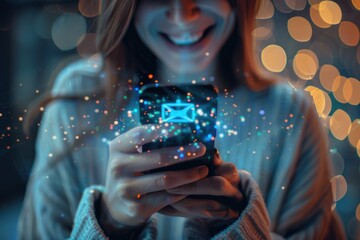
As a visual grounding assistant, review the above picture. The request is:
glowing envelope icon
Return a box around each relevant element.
[161,99,195,123]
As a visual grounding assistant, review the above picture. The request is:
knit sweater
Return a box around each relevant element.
[18,59,346,239]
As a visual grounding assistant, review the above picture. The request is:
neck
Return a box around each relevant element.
[157,60,225,88]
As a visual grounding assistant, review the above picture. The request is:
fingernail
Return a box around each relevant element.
[198,166,208,176]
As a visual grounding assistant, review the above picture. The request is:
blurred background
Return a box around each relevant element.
[0,0,359,239]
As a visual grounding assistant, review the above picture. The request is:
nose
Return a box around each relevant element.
[166,0,200,26]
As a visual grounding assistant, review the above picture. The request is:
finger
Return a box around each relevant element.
[120,191,186,221]
[167,176,243,199]
[120,165,209,196]
[170,198,239,220]
[158,205,189,218]
[127,142,206,173]
[213,148,223,167]
[110,124,182,153]
[214,162,239,183]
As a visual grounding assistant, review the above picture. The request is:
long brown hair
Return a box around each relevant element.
[25,0,272,175]
[97,0,270,92]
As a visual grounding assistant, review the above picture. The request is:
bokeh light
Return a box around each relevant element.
[273,0,293,13]
[253,26,273,40]
[308,0,322,5]
[285,0,307,11]
[288,16,312,42]
[256,0,275,19]
[318,1,342,25]
[319,64,340,91]
[261,45,287,72]
[332,76,348,104]
[351,0,360,10]
[78,0,101,17]
[330,109,352,141]
[305,86,332,118]
[348,120,360,149]
[343,78,360,105]
[356,204,360,222]
[330,175,347,202]
[293,49,319,80]
[51,13,87,51]
[310,4,331,28]
[338,21,360,47]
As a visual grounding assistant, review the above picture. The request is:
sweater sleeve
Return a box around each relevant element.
[183,171,271,240]
[17,60,158,239]
[268,97,346,239]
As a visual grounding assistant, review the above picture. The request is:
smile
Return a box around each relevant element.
[159,25,215,46]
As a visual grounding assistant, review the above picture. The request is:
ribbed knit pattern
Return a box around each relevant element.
[70,186,107,240]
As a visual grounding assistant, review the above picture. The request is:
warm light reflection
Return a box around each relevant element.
[273,0,293,13]
[285,0,307,11]
[331,175,348,201]
[310,4,331,28]
[352,0,360,10]
[305,86,331,118]
[261,45,287,72]
[330,109,352,140]
[319,64,340,91]
[256,0,274,19]
[343,78,360,105]
[288,16,312,42]
[293,49,319,80]
[51,13,87,51]
[356,204,360,222]
[332,76,348,104]
[319,1,342,25]
[339,21,360,47]
[348,120,360,149]
[78,0,100,17]
[308,0,322,5]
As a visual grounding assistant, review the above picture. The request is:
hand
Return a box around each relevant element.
[161,150,243,220]
[100,124,209,231]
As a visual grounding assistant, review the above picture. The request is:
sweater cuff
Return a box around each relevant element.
[70,185,157,240]
[211,171,271,240]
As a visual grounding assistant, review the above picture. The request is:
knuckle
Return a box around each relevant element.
[155,175,167,189]
[127,203,142,218]
[213,176,227,190]
[108,139,118,152]
[227,163,237,174]
[109,160,128,178]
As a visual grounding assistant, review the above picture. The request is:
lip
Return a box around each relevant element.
[158,25,215,54]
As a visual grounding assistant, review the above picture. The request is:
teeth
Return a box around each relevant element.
[168,31,204,46]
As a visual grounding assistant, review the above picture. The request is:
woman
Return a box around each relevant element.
[18,0,346,239]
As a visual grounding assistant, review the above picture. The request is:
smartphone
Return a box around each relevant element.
[138,84,218,175]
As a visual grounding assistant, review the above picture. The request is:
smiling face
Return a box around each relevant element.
[134,0,236,75]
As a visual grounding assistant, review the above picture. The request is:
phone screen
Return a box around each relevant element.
[138,84,218,174]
